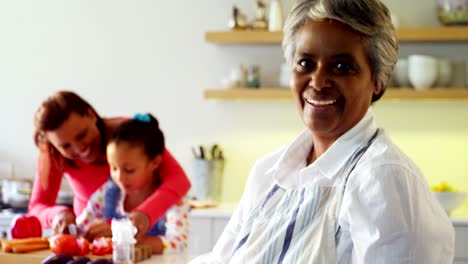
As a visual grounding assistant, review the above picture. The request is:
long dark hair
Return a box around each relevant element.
[33,91,106,188]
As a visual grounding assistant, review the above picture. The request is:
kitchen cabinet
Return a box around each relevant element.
[186,205,233,256]
[204,27,468,101]
[454,221,468,263]
[187,216,229,256]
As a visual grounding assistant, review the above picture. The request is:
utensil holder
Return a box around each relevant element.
[192,159,224,202]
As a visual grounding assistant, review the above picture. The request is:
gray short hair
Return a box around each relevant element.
[282,0,398,102]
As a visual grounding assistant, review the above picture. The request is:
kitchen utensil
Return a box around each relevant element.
[198,146,206,159]
[192,159,225,202]
[437,0,468,25]
[210,144,220,160]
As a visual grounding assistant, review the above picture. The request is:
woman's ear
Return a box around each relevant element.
[372,80,381,95]
[150,154,163,171]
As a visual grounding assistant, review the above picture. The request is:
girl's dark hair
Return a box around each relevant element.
[33,91,106,188]
[108,113,165,159]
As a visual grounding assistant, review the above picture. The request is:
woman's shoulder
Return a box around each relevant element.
[348,130,426,192]
[361,130,421,173]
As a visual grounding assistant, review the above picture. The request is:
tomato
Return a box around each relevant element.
[76,237,90,256]
[49,234,78,255]
[10,214,42,239]
[91,237,113,255]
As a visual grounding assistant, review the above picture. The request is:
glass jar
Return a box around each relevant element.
[112,218,137,264]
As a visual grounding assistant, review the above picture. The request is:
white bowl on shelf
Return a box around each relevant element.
[433,191,467,215]
[408,54,438,90]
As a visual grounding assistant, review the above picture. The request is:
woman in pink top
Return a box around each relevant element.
[28,90,191,240]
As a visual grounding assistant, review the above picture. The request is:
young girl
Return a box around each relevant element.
[76,113,189,254]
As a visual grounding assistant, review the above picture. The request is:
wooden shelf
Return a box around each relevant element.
[205,27,468,44]
[205,30,283,44]
[204,88,468,101]
[397,27,468,42]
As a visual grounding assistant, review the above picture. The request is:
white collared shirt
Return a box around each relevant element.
[191,109,454,264]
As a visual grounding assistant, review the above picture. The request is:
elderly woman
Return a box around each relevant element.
[191,0,454,263]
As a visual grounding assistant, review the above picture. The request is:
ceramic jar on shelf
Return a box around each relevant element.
[268,0,284,31]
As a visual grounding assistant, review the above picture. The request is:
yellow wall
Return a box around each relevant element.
[219,101,468,217]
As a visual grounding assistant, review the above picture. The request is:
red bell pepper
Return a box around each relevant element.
[10,214,42,239]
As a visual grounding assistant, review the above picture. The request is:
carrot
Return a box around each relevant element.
[1,237,49,252]
[12,241,50,253]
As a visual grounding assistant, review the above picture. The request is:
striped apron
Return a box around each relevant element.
[230,129,379,264]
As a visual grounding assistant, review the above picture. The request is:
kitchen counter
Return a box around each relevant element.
[0,250,194,264]
[190,203,237,218]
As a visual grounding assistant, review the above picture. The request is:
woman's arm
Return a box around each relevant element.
[344,164,455,263]
[134,149,191,227]
[28,157,69,229]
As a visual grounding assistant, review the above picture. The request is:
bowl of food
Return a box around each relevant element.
[437,0,468,25]
[431,181,467,215]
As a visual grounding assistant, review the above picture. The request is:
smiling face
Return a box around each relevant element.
[107,141,161,194]
[45,111,102,164]
[291,19,379,146]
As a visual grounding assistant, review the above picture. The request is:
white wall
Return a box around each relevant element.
[1,0,467,204]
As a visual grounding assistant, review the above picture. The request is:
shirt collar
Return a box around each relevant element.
[268,108,378,188]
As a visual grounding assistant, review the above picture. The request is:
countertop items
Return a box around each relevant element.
[0,250,194,264]
[190,144,225,202]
